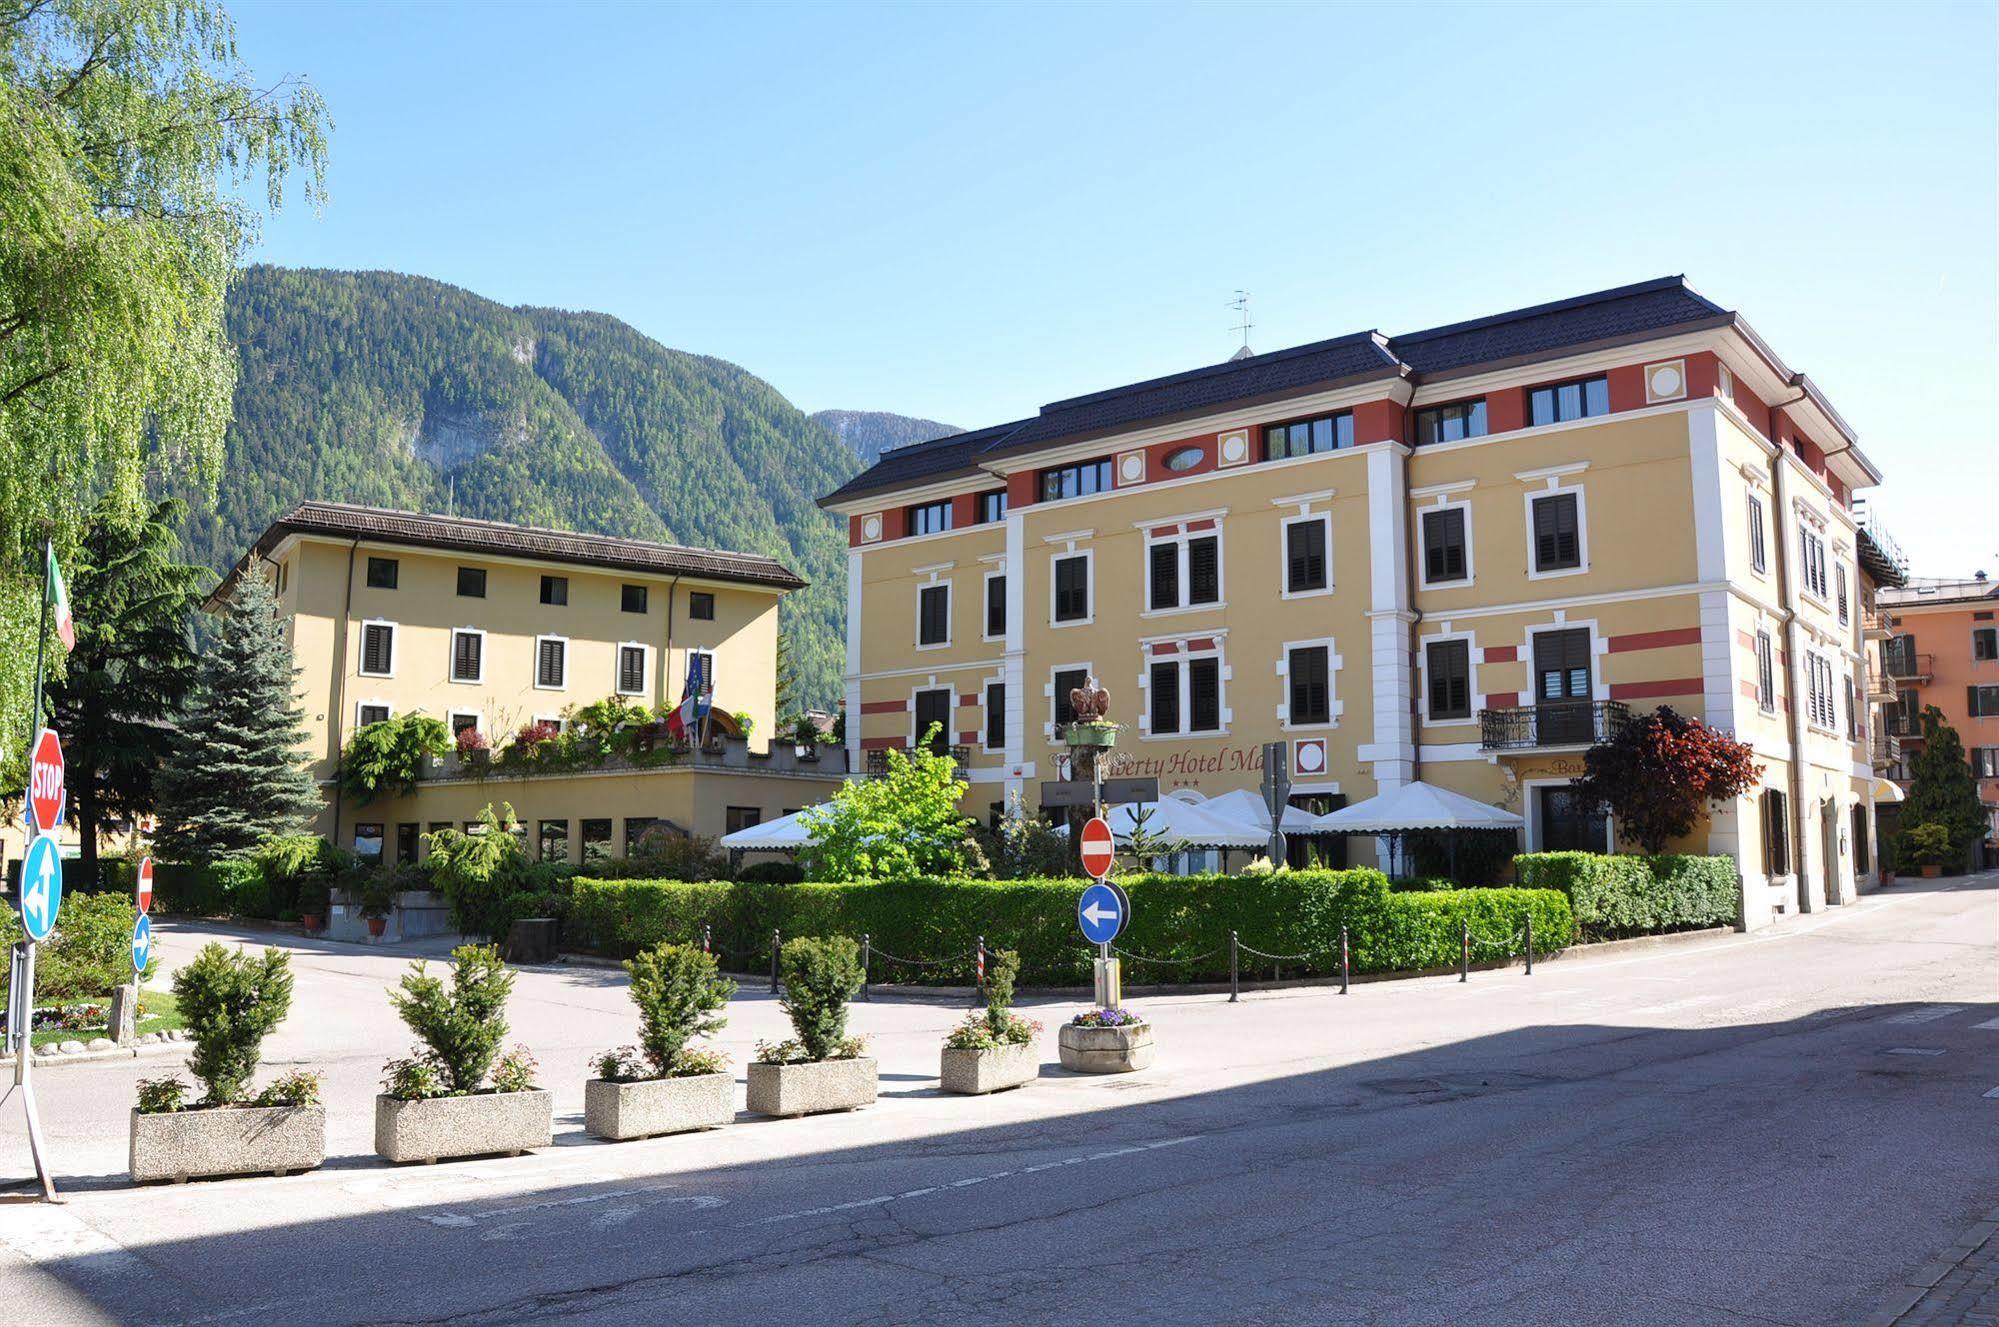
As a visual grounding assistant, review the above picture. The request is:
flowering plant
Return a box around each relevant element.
[455,725,490,756]
[943,1012,1039,1050]
[512,719,561,749]
[1070,1007,1143,1028]
[754,1035,866,1065]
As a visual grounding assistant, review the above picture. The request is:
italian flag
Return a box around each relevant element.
[46,544,74,652]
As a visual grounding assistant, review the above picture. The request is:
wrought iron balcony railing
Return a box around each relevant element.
[865,744,970,778]
[1883,651,1934,681]
[1479,700,1629,751]
[1870,731,1902,773]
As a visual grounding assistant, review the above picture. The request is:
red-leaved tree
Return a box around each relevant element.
[1570,706,1763,854]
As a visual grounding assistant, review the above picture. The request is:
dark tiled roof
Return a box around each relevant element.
[1386,276,1729,373]
[819,276,1753,507]
[215,501,805,604]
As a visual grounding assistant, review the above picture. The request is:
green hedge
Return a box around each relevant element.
[1513,852,1739,940]
[152,860,266,918]
[565,869,1574,986]
[0,892,150,1002]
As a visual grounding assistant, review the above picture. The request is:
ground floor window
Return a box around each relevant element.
[1850,804,1869,875]
[726,806,761,834]
[1761,789,1790,876]
[581,818,613,865]
[1286,793,1345,869]
[625,816,658,855]
[1537,785,1607,853]
[395,823,418,863]
[539,819,569,864]
[354,823,384,861]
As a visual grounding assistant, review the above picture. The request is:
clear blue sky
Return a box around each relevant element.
[233,0,1997,578]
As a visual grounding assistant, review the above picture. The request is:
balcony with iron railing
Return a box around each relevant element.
[1864,666,1898,704]
[1870,730,1902,773]
[866,744,970,778]
[1883,651,1935,683]
[420,731,847,783]
[1861,608,1891,642]
[1479,700,1630,751]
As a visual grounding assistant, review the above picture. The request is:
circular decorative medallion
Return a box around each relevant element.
[861,514,882,541]
[1296,740,1326,774]
[1119,453,1145,482]
[1649,364,1683,398]
[1220,433,1248,464]
[1163,445,1205,473]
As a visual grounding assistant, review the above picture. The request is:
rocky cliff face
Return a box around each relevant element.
[810,409,961,466]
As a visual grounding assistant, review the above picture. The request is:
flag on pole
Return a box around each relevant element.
[46,544,74,652]
[663,653,713,743]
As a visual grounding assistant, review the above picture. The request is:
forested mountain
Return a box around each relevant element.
[810,409,960,465]
[178,267,866,706]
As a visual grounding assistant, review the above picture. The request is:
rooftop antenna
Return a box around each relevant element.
[1227,290,1253,360]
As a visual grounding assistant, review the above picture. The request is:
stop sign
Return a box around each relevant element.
[28,727,64,832]
[137,856,154,914]
[1079,815,1115,880]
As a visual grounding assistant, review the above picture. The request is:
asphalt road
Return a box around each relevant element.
[1,872,1994,1327]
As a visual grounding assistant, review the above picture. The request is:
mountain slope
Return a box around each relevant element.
[811,409,960,465]
[182,267,864,706]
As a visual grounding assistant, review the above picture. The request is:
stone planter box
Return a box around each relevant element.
[374,1090,552,1164]
[129,1104,325,1184]
[1058,1022,1153,1074]
[940,1042,1038,1095]
[585,1073,733,1141]
[745,1057,877,1117]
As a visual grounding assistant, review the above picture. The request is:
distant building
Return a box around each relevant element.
[822,276,1896,927]
[210,502,844,864]
[1876,572,1999,852]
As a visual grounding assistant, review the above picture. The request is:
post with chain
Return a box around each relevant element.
[1459,921,1470,983]
[973,934,986,1008]
[769,927,781,995]
[1524,915,1534,976]
[1340,925,1350,995]
[1228,930,1239,1003]
[860,933,871,1002]
[701,923,711,956]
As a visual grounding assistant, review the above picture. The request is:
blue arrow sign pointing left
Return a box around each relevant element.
[131,913,152,974]
[1077,881,1126,946]
[19,833,63,943]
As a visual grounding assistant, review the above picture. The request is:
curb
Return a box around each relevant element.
[1860,1204,1999,1326]
[1,1035,189,1071]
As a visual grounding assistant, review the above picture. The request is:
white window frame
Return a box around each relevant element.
[1279,510,1335,599]
[1523,478,1590,581]
[982,677,1006,752]
[1049,549,1095,628]
[682,649,717,697]
[533,634,569,691]
[1835,564,1849,626]
[981,568,1006,643]
[1755,630,1776,713]
[614,641,652,697]
[358,618,398,679]
[448,710,483,739]
[1799,527,1829,603]
[1521,617,1610,703]
[1419,629,1483,726]
[1746,492,1768,578]
[354,699,394,728]
[1804,650,1836,733]
[1044,661,1093,741]
[915,579,953,650]
[909,683,956,750]
[1138,638,1230,740]
[449,627,487,685]
[1141,519,1225,617]
[1416,498,1476,591]
[1275,636,1342,730]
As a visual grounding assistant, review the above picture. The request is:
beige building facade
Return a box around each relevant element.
[823,278,1898,928]
[214,502,841,863]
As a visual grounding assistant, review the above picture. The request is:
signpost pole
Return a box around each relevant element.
[5,942,59,1200]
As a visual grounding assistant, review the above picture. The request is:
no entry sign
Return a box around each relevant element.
[136,856,154,914]
[1079,815,1115,880]
[28,727,64,832]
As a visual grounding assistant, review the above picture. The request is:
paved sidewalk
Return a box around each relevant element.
[1869,1207,1999,1326]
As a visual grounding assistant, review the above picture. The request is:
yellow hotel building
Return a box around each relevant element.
[213,502,842,864]
[821,277,1898,929]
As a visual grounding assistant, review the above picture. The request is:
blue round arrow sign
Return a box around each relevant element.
[19,833,63,943]
[1077,881,1126,945]
[132,913,153,974]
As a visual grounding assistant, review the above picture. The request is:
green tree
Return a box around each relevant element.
[151,569,319,861]
[0,0,327,767]
[1901,706,1985,870]
[389,944,515,1094]
[1571,706,1763,854]
[43,497,205,875]
[172,942,293,1105]
[773,632,799,722]
[799,725,971,881]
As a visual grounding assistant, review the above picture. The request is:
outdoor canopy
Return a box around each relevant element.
[1055,798,1271,849]
[1311,781,1525,834]
[1199,787,1322,836]
[718,807,818,851]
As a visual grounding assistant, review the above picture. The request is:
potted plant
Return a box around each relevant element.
[1901,821,1953,878]
[1058,1006,1153,1074]
[941,949,1039,1094]
[375,944,549,1163]
[359,870,397,938]
[747,936,876,1117]
[296,877,329,934]
[129,944,325,1183]
[586,943,736,1140]
[456,724,491,766]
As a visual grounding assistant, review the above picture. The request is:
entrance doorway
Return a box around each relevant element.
[1537,785,1608,853]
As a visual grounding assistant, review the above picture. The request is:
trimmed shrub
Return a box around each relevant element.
[388,944,516,1094]
[566,869,1572,986]
[1513,852,1738,939]
[153,859,261,917]
[735,860,804,885]
[0,891,153,1003]
[172,943,295,1105]
[623,943,734,1076]
[769,935,864,1062]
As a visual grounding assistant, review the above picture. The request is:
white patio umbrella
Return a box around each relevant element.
[1311,781,1524,834]
[719,807,818,851]
[1201,787,1322,836]
[1056,798,1269,849]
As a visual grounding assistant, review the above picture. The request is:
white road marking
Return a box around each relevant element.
[415,1186,724,1228]
[1973,1017,1999,1031]
[1885,1047,1947,1056]
[1887,1005,1967,1024]
[1985,1086,1999,1100]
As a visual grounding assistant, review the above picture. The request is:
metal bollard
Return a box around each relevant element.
[701,923,711,956]
[770,927,781,995]
[973,934,986,1007]
[1228,931,1239,1003]
[1524,916,1534,976]
[861,933,871,1002]
[1340,926,1350,995]
[1459,921,1469,983]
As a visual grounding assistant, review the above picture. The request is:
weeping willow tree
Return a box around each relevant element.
[0,0,328,778]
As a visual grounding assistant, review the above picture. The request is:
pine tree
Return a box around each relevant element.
[1901,706,1985,870]
[152,570,321,862]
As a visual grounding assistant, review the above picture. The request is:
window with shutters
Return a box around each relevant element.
[366,557,399,590]
[685,650,715,697]
[1282,514,1331,596]
[689,591,715,621]
[1149,660,1180,735]
[1760,789,1790,876]
[360,621,395,677]
[1286,644,1332,726]
[1052,667,1089,733]
[1799,529,1828,600]
[1756,631,1775,712]
[450,629,484,683]
[1145,527,1221,612]
[456,566,486,598]
[449,712,480,739]
[1527,375,1609,426]
[1835,566,1849,624]
[1147,650,1224,736]
[1804,652,1836,731]
[984,681,1006,751]
[983,572,1006,640]
[1420,505,1470,586]
[1425,639,1473,721]
[913,688,952,753]
[540,574,568,606]
[1973,747,1999,779]
[1528,490,1585,575]
[1052,553,1091,625]
[916,582,950,647]
[1843,672,1857,739]
[535,636,567,689]
[357,702,390,727]
[616,644,647,696]
[1970,684,1999,718]
[1747,494,1767,574]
